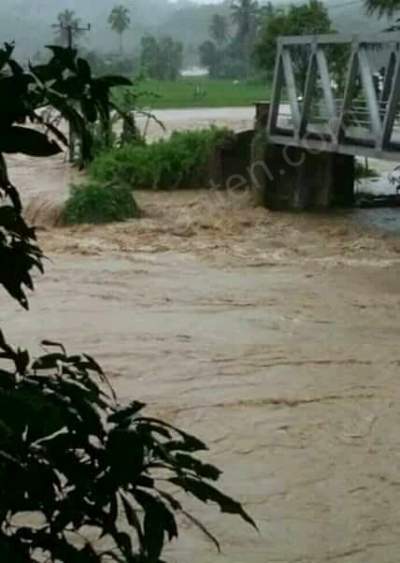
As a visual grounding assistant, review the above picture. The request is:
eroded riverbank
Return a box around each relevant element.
[2,190,400,562]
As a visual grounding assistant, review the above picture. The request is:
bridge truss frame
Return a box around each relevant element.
[267,32,400,161]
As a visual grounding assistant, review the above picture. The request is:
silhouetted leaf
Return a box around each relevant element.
[120,493,144,548]
[0,127,61,157]
[45,45,77,71]
[32,354,65,371]
[94,76,132,89]
[135,490,177,561]
[174,453,222,481]
[76,58,92,82]
[108,401,146,424]
[170,477,257,529]
[41,341,67,355]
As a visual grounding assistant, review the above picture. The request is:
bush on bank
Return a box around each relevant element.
[63,181,140,225]
[89,127,233,190]
[63,128,233,224]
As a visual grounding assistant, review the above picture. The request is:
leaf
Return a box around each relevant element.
[41,340,67,355]
[0,206,32,237]
[0,42,14,72]
[45,45,78,71]
[32,353,65,371]
[169,477,257,530]
[173,453,222,481]
[8,59,24,77]
[156,490,182,511]
[14,349,30,375]
[0,330,12,352]
[181,509,221,552]
[107,428,145,484]
[108,401,146,425]
[94,76,132,89]
[77,58,92,82]
[0,127,61,157]
[135,490,178,561]
[113,532,133,559]
[82,354,104,375]
[136,417,208,452]
[120,493,145,548]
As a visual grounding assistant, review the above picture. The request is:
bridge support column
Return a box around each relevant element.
[251,141,355,210]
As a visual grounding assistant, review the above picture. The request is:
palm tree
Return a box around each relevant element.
[231,0,259,77]
[108,5,131,55]
[54,10,84,47]
[210,14,229,47]
[364,0,399,17]
[231,0,259,40]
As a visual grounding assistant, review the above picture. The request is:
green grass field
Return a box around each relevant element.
[134,77,270,109]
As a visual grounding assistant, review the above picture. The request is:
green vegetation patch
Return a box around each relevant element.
[89,127,233,190]
[134,77,270,109]
[63,181,140,225]
[355,160,379,181]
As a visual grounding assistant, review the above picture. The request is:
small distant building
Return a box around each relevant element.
[180,66,209,78]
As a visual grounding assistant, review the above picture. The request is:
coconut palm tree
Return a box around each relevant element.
[364,0,399,17]
[231,0,259,40]
[210,14,229,47]
[108,5,131,55]
[231,0,259,77]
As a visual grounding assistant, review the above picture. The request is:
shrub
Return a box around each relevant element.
[355,160,379,181]
[63,181,140,224]
[89,128,233,190]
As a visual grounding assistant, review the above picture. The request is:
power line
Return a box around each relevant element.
[51,22,91,50]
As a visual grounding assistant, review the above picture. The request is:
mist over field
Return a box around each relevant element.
[0,0,384,61]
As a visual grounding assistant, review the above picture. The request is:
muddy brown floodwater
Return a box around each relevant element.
[3,188,400,562]
[4,111,400,561]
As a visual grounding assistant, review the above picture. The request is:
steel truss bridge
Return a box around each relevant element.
[267,32,400,161]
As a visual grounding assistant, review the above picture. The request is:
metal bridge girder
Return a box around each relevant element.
[267,32,400,160]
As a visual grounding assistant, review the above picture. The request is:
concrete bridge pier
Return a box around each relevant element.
[264,145,354,210]
[251,103,355,210]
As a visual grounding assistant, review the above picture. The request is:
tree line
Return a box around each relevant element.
[53,0,400,84]
[54,5,183,81]
[199,0,398,80]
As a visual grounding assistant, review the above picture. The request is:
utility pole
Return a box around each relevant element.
[51,21,92,161]
[51,22,92,50]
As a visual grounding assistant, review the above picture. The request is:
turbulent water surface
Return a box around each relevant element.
[4,109,400,562]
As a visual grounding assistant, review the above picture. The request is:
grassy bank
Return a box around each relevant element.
[63,128,233,224]
[135,77,270,109]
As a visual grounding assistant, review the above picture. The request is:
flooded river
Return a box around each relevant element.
[3,109,400,562]
[3,188,400,562]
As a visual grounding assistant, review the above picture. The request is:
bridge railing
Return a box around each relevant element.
[267,32,400,160]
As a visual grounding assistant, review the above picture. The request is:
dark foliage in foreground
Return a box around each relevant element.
[0,337,255,562]
[0,43,255,561]
[0,41,133,166]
